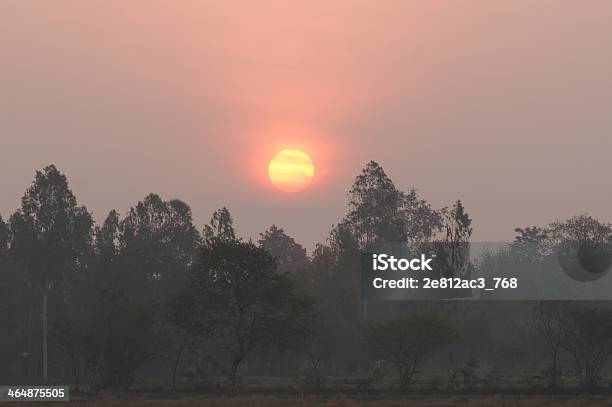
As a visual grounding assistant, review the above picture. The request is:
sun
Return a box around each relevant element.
[268,149,315,192]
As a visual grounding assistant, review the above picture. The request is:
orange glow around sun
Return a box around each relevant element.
[242,123,339,194]
[268,149,315,192]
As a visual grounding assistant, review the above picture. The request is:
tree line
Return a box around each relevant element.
[1,162,612,392]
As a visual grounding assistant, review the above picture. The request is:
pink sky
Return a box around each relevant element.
[1,1,612,249]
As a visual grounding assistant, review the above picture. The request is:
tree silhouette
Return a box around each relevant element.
[187,239,312,394]
[512,226,549,263]
[96,210,121,271]
[90,291,167,388]
[435,200,472,279]
[346,161,442,246]
[532,302,568,387]
[346,161,406,245]
[259,225,308,273]
[115,194,200,301]
[203,207,236,246]
[562,307,612,387]
[514,215,612,282]
[166,288,215,390]
[365,314,457,389]
[9,165,94,383]
[0,214,14,314]
[0,215,8,257]
[327,220,362,324]
[514,226,548,243]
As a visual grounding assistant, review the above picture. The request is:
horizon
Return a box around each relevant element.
[4,2,612,404]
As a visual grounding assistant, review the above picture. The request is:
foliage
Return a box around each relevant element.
[0,215,9,256]
[433,200,473,279]
[364,314,457,389]
[84,291,168,388]
[9,165,94,383]
[5,163,612,394]
[531,302,567,387]
[346,161,442,246]
[117,194,200,299]
[203,207,236,246]
[561,307,612,387]
[10,165,94,287]
[185,238,314,393]
[259,225,308,273]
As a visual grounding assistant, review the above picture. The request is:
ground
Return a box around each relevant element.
[9,394,612,407]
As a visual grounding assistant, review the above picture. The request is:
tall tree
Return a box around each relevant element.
[346,161,407,246]
[9,165,93,383]
[442,200,472,244]
[328,221,362,324]
[259,225,308,273]
[435,200,472,278]
[165,207,236,390]
[203,207,236,246]
[0,214,13,311]
[346,161,442,247]
[90,291,166,388]
[96,210,120,270]
[0,213,30,385]
[117,194,200,301]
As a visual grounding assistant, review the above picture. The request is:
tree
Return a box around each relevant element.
[531,302,568,387]
[0,213,16,318]
[0,213,32,385]
[561,307,612,387]
[166,207,237,390]
[88,291,167,388]
[518,215,612,282]
[346,161,441,246]
[49,319,90,391]
[49,255,99,392]
[96,210,121,270]
[0,215,8,258]
[514,226,548,244]
[203,207,236,246]
[347,161,405,245]
[365,314,457,389]
[512,226,549,263]
[116,194,200,301]
[0,215,10,305]
[166,289,216,390]
[98,196,200,388]
[309,243,334,280]
[442,200,472,244]
[435,200,472,278]
[547,215,612,244]
[9,165,94,383]
[299,311,332,388]
[187,239,313,394]
[259,225,308,273]
[327,221,363,324]
[304,237,363,377]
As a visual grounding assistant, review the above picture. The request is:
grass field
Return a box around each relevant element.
[10,394,612,407]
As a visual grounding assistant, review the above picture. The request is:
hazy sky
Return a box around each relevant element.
[1,1,611,250]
